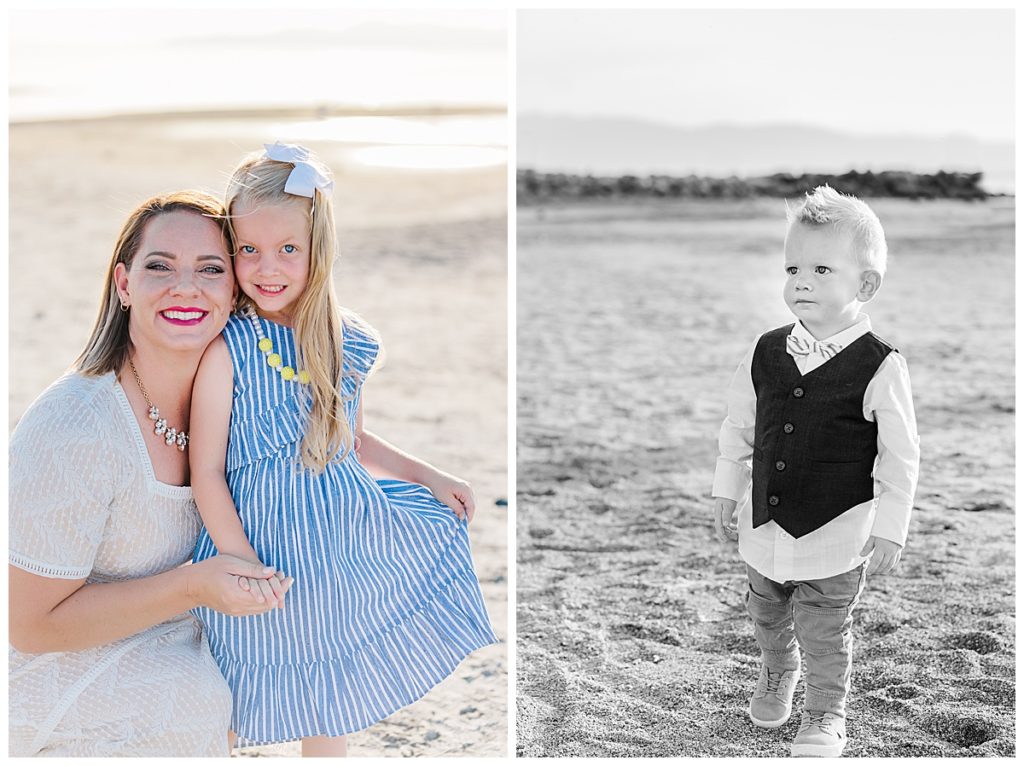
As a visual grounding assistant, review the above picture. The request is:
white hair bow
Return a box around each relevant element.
[263,142,334,198]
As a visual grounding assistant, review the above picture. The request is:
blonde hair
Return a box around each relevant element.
[76,190,232,376]
[786,185,888,276]
[226,150,355,473]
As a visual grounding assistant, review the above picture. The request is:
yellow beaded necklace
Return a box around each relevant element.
[246,308,311,385]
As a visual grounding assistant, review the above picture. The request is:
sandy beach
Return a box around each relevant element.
[9,113,507,757]
[516,197,1015,756]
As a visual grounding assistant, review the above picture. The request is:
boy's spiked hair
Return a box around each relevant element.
[786,185,888,276]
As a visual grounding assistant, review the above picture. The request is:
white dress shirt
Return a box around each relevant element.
[713,315,920,582]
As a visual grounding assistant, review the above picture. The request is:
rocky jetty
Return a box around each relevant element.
[518,169,993,202]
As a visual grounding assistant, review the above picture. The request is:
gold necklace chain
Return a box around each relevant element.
[128,358,189,451]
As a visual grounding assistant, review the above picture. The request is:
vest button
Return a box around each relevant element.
[783,423,795,434]
[775,460,786,471]
[768,495,780,506]
[793,387,805,398]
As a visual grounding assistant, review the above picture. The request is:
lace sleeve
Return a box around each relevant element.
[9,381,116,579]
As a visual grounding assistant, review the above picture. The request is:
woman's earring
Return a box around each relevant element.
[119,301,130,312]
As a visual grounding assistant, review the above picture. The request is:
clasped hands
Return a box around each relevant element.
[235,565,293,608]
[192,554,295,617]
[712,496,903,575]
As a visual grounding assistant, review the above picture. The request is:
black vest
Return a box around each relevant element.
[750,324,894,538]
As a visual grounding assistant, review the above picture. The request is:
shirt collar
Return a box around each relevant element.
[792,314,872,349]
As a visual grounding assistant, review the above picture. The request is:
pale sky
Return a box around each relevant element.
[9,9,507,120]
[518,9,1014,142]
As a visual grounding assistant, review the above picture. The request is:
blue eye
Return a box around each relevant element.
[785,266,798,275]
[238,245,257,255]
[201,265,225,275]
[146,262,171,271]
[282,244,297,254]
[815,266,831,275]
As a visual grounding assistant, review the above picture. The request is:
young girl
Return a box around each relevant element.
[190,143,497,756]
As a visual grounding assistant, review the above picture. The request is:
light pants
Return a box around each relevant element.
[744,563,867,717]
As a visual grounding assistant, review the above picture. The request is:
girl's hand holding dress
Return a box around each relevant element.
[422,469,477,522]
[354,411,477,522]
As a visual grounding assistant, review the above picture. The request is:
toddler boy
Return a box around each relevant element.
[712,186,920,757]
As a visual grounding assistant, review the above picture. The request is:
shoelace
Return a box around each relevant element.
[803,712,839,733]
[764,669,784,694]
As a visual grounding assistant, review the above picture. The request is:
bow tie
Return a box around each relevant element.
[786,334,842,360]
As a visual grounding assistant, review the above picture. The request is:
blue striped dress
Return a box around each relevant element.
[192,311,496,746]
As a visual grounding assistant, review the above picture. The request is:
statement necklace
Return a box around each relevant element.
[128,359,189,451]
[246,308,311,385]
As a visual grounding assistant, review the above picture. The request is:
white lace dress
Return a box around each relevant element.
[9,372,232,757]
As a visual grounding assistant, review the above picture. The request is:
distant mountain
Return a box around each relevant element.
[519,114,1015,194]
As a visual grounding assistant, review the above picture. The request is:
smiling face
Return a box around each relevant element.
[230,199,311,326]
[114,210,234,356]
[783,222,879,339]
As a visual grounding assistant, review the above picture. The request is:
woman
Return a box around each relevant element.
[9,191,293,756]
